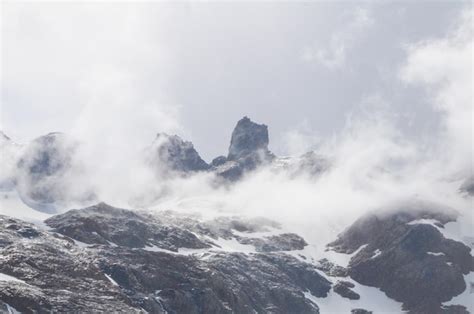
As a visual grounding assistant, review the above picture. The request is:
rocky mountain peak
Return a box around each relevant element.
[149,132,210,173]
[227,116,272,161]
[18,132,74,178]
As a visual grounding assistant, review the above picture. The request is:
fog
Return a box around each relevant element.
[0,3,472,248]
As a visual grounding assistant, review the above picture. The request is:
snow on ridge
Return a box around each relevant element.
[0,190,51,223]
[104,274,119,286]
[0,272,29,285]
[408,217,474,249]
[371,249,382,259]
[407,218,441,227]
[143,236,257,256]
[427,252,445,256]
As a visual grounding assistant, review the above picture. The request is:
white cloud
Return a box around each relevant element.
[400,8,473,175]
[302,7,374,69]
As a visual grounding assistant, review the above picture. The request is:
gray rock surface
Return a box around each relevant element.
[351,309,372,314]
[227,116,273,162]
[328,201,474,313]
[14,132,95,212]
[148,133,210,175]
[333,280,360,300]
[315,258,348,277]
[0,204,332,313]
[213,117,275,181]
[45,202,211,251]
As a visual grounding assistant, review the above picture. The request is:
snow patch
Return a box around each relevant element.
[407,218,440,227]
[0,272,28,285]
[306,277,405,313]
[371,249,382,259]
[324,244,368,268]
[4,302,20,314]
[427,252,445,256]
[0,190,50,223]
[104,273,119,286]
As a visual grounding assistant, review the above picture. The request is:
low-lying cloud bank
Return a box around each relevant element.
[0,8,472,248]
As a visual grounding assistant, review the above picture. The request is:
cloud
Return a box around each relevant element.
[1,3,472,248]
[400,7,473,175]
[302,6,374,69]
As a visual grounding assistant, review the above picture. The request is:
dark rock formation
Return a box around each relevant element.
[315,258,348,277]
[19,132,73,176]
[148,133,210,175]
[15,132,95,212]
[211,155,227,167]
[333,280,360,300]
[0,215,138,312]
[45,202,211,251]
[1,204,332,313]
[16,133,75,204]
[98,249,330,313]
[237,233,307,252]
[213,117,275,181]
[328,200,473,312]
[211,117,329,181]
[227,116,273,162]
[351,309,372,314]
[46,203,307,254]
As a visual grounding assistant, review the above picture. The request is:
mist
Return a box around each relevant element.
[1,3,472,246]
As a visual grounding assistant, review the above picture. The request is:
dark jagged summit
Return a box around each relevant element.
[17,132,74,179]
[213,117,275,180]
[3,203,331,313]
[148,132,210,174]
[14,132,95,212]
[227,116,273,162]
[328,200,473,313]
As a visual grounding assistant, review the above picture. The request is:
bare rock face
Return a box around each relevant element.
[227,116,273,162]
[0,215,138,312]
[212,117,329,181]
[15,133,95,212]
[148,133,210,175]
[213,117,275,181]
[46,203,308,254]
[1,204,332,313]
[16,133,74,205]
[315,258,348,277]
[333,280,360,300]
[328,200,473,313]
[99,250,330,314]
[237,233,307,252]
[351,309,372,314]
[45,202,211,251]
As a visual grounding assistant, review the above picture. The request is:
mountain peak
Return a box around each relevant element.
[149,132,210,173]
[227,116,272,161]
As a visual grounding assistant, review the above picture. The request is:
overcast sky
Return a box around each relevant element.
[1,1,471,161]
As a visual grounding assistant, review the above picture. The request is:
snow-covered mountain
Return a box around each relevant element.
[0,118,472,313]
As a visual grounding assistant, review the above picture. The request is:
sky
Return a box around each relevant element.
[0,1,472,251]
[0,1,472,162]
